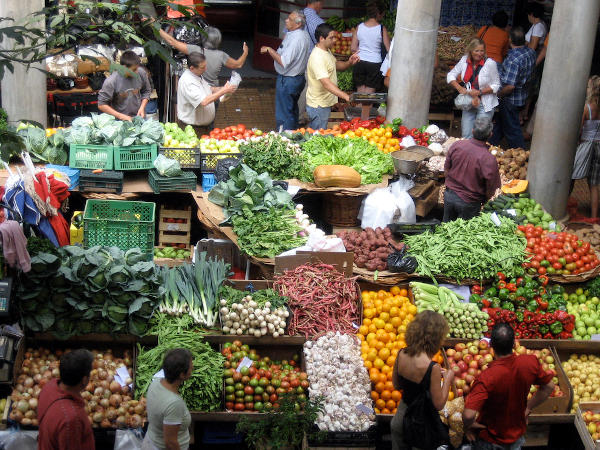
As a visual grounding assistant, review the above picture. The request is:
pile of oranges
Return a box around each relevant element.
[357,287,453,414]
[341,127,401,154]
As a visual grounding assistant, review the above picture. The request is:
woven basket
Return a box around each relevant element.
[548,262,600,283]
[323,193,365,227]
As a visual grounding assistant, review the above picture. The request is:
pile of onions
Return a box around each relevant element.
[9,347,146,428]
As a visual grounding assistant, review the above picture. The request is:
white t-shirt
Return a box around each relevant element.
[177,69,215,126]
[525,22,547,49]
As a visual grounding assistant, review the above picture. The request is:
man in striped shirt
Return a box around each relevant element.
[303,1,325,46]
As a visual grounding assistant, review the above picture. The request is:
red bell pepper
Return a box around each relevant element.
[506,283,517,292]
[497,272,507,281]
[538,275,549,286]
[375,115,385,124]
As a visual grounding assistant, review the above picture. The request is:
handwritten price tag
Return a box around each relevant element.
[236,357,253,373]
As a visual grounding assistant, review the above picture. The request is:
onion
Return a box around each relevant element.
[134,404,144,415]
[100,380,109,391]
[100,398,110,408]
[101,418,112,428]
[98,369,107,380]
[92,412,104,423]
[21,418,32,426]
[109,394,122,407]
[51,368,59,378]
[31,419,38,427]
[24,410,35,419]
[86,383,94,393]
[15,384,24,393]
[94,387,104,397]
[12,410,24,422]
[120,386,130,395]
[17,400,29,413]
[28,398,38,410]
[33,374,42,384]
[43,370,52,379]
[117,406,127,416]
[115,415,127,428]
[129,414,143,428]
[106,408,117,421]
[122,395,131,403]
[23,377,34,388]
[109,381,121,394]
[88,400,98,411]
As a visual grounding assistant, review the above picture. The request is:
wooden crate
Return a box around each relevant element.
[575,402,600,449]
[154,245,194,267]
[158,205,192,249]
[327,111,346,129]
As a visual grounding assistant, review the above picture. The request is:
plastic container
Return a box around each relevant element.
[83,200,155,259]
[113,144,158,170]
[148,169,197,194]
[79,170,123,194]
[202,173,217,192]
[45,164,80,190]
[200,152,242,173]
[159,147,201,169]
[69,144,114,170]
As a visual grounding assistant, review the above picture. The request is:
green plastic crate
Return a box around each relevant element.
[83,199,155,258]
[69,144,114,170]
[148,169,197,194]
[159,147,201,169]
[114,144,158,170]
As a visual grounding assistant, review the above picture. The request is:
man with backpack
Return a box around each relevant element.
[463,323,554,449]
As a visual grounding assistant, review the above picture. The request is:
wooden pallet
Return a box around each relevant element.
[158,205,192,249]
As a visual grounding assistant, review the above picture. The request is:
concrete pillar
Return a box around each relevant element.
[0,0,47,127]
[386,0,441,128]
[528,0,600,219]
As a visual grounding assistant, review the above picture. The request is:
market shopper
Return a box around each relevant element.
[306,23,360,130]
[261,10,311,131]
[304,1,325,47]
[144,349,193,450]
[579,76,600,218]
[443,117,501,222]
[525,2,547,52]
[38,349,95,450]
[176,52,237,136]
[97,50,152,121]
[476,11,510,64]
[463,323,554,449]
[488,28,536,149]
[390,311,452,450]
[351,1,390,94]
[447,38,500,139]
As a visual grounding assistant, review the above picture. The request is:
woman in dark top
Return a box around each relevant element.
[390,311,453,450]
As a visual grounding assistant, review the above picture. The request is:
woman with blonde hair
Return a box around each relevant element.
[448,38,500,139]
[390,311,452,450]
[579,76,600,218]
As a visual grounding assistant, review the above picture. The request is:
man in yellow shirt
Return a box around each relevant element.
[306,23,360,130]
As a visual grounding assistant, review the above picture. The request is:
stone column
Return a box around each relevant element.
[528,0,600,218]
[386,0,441,128]
[0,0,47,127]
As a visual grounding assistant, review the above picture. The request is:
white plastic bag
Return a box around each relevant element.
[115,429,145,450]
[307,233,346,252]
[390,177,416,224]
[358,188,398,229]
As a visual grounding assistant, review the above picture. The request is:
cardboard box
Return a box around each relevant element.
[70,211,84,247]
[275,252,354,277]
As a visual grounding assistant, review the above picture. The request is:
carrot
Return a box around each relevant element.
[92,169,103,174]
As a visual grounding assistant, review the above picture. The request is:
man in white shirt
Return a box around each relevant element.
[177,52,236,135]
[261,10,311,131]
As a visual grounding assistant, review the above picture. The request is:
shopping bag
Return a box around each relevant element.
[572,140,594,180]
[454,82,474,111]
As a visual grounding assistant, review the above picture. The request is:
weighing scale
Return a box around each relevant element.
[349,92,388,121]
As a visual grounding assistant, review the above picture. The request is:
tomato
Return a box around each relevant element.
[537,267,547,275]
[531,260,540,269]
[552,262,562,270]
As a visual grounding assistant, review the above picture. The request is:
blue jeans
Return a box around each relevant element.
[275,74,305,131]
[461,104,495,139]
[489,99,525,149]
[473,436,525,450]
[306,105,331,131]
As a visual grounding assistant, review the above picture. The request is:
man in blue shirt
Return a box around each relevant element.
[304,1,325,47]
[261,10,311,131]
[489,27,537,149]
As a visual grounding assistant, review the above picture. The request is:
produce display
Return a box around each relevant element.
[522,228,599,276]
[483,193,559,231]
[357,287,417,414]
[444,341,562,400]
[17,123,68,165]
[221,341,308,412]
[336,227,404,272]
[240,132,307,181]
[404,213,527,282]
[340,123,401,154]
[412,282,489,339]
[567,285,600,340]
[162,122,199,148]
[219,285,289,337]
[561,354,600,412]
[301,135,394,185]
[493,147,529,180]
[569,224,600,249]
[304,332,375,431]
[18,246,161,337]
[11,347,142,429]
[274,263,360,338]
[580,408,600,442]
[136,330,225,412]
[158,251,229,327]
[153,246,191,260]
[437,25,477,62]
[208,124,258,140]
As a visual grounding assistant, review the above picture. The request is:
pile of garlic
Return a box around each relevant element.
[304,332,375,432]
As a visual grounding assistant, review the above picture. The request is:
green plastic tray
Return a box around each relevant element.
[83,199,155,258]
[148,170,197,194]
[113,144,158,170]
[159,147,201,169]
[69,144,114,170]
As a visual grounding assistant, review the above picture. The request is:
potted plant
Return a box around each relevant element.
[236,394,325,450]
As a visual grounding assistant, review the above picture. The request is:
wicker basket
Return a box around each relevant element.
[323,193,365,227]
[547,261,600,284]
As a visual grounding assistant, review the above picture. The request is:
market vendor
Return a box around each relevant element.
[463,323,554,448]
[443,117,501,222]
[176,52,237,136]
[97,51,152,121]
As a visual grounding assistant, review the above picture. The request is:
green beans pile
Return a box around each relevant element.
[135,330,224,412]
[404,213,527,282]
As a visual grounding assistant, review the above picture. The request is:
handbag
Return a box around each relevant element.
[454,60,485,111]
[402,361,449,449]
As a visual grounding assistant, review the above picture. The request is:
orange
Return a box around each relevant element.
[364,360,373,369]
[389,306,400,317]
[391,390,402,402]
[399,289,408,297]
[390,317,402,328]
[381,407,391,414]
[375,408,381,414]
[381,365,392,375]
[380,390,392,401]
[375,399,386,410]
[366,332,377,343]
[384,131,392,139]
[357,334,365,342]
[377,373,386,384]
[363,318,372,326]
[371,391,379,401]
[378,348,391,360]
[384,323,394,333]
[368,324,378,334]
[408,304,417,315]
[385,381,394,391]
[366,349,378,362]
[374,381,385,393]
[386,355,397,366]
[374,341,385,351]
[370,370,380,383]
[390,286,401,295]
[392,407,397,414]
[386,399,396,410]
[374,358,385,369]
[358,325,369,336]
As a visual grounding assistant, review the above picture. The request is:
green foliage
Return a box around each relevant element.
[337,69,354,92]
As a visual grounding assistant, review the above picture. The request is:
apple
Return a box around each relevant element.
[540,348,550,357]
[478,340,489,350]
[465,374,474,384]
[457,361,467,372]
[481,364,489,371]
[452,365,461,376]
[468,345,479,356]
[474,354,482,362]
[484,354,493,364]
[447,356,454,364]
[516,346,527,355]
[478,358,487,368]
[545,356,555,364]
[545,370,554,378]
[455,343,466,352]
[446,349,456,358]
[455,379,465,389]
[468,361,479,369]
[463,354,473,364]
[463,385,471,395]
[467,367,477,377]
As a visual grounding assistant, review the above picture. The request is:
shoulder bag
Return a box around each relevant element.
[454,60,485,111]
[572,105,600,180]
[402,361,449,449]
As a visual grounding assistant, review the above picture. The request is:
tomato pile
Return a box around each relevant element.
[520,225,600,276]
[339,116,385,132]
[204,124,260,141]
[395,125,430,147]
[221,340,309,412]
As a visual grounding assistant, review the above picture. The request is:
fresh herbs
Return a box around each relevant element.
[232,207,307,258]
[26,236,59,257]
[301,135,394,185]
[337,69,354,92]
[240,132,308,180]
[219,285,288,309]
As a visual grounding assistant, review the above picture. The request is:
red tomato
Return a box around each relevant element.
[538,267,547,275]
[531,260,541,269]
[552,262,562,270]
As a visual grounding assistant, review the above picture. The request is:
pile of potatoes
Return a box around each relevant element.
[337,227,404,272]
[493,147,529,180]
[568,224,600,248]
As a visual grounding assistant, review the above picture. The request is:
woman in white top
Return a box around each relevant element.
[525,3,547,52]
[447,38,500,139]
[351,1,390,93]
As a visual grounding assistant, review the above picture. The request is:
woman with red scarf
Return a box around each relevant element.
[448,38,501,139]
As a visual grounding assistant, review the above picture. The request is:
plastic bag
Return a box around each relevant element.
[454,82,474,111]
[307,233,346,252]
[153,154,183,177]
[358,188,398,229]
[387,247,418,273]
[390,177,416,224]
[115,429,145,450]
[0,430,38,450]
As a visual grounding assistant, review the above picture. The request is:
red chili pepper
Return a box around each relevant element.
[497,280,507,289]
[543,332,553,339]
[472,285,482,294]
